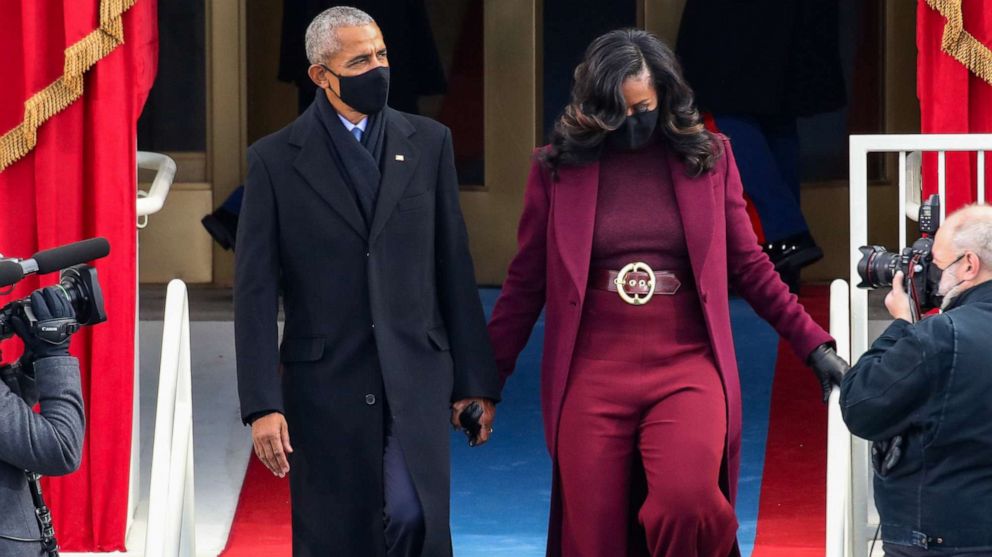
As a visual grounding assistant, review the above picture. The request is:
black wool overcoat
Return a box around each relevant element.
[234,101,500,557]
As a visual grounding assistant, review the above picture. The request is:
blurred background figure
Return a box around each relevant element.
[677,0,846,291]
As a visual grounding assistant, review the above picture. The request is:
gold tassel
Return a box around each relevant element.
[0,0,140,172]
[926,0,992,86]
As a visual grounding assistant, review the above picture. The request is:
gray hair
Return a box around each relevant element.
[305,6,375,65]
[949,203,992,269]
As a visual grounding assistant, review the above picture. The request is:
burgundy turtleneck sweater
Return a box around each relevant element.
[590,141,692,273]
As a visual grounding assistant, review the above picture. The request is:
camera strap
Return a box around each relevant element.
[27,472,60,556]
[0,474,59,557]
[0,472,60,556]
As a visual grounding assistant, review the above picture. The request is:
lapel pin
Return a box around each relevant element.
[395,154,405,162]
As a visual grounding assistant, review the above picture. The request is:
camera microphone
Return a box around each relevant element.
[0,238,111,288]
[30,238,110,274]
[0,261,24,288]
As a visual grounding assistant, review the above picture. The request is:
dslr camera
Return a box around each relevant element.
[856,194,942,315]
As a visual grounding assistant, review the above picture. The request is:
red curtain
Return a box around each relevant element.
[0,0,156,550]
[917,0,992,212]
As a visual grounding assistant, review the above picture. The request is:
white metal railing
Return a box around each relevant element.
[834,134,992,557]
[130,151,176,539]
[137,151,177,220]
[827,279,853,557]
[144,279,196,556]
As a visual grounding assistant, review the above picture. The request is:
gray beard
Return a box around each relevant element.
[940,284,964,311]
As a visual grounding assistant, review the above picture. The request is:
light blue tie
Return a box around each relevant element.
[351,127,363,142]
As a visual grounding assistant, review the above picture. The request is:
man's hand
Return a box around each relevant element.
[451,398,496,446]
[885,271,914,322]
[252,412,293,477]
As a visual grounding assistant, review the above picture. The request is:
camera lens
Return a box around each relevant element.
[58,265,106,326]
[857,245,899,289]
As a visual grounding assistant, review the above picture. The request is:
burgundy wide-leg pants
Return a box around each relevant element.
[557,286,738,557]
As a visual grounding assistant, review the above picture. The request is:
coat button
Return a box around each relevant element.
[365,394,376,405]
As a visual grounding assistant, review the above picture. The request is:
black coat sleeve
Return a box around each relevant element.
[235,147,284,423]
[434,128,501,403]
[840,319,943,441]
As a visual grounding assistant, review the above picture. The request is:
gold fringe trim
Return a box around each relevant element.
[0,0,139,172]
[926,0,992,86]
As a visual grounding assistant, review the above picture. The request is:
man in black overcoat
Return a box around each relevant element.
[234,7,500,556]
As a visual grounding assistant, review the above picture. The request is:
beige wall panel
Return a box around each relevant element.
[460,0,541,285]
[246,0,299,145]
[642,0,687,46]
[210,0,248,287]
[139,185,214,284]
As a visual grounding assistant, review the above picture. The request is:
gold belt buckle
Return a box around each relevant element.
[615,261,655,305]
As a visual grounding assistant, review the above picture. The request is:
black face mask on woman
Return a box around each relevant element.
[321,65,390,115]
[606,108,659,151]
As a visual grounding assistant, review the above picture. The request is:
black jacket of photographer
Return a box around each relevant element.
[841,280,992,551]
[234,92,500,556]
[0,357,84,557]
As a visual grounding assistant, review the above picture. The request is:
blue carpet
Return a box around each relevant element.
[450,289,779,557]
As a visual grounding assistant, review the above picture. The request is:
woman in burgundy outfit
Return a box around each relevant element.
[487,30,847,557]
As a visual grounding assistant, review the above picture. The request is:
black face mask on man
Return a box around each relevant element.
[321,65,390,115]
[606,108,659,151]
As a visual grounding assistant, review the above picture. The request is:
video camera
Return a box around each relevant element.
[856,195,942,319]
[0,237,109,351]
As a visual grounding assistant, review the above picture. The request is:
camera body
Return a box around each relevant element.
[0,264,106,343]
[856,194,943,313]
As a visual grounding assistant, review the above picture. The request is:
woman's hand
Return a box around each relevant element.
[806,343,849,403]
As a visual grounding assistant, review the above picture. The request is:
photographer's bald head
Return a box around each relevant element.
[932,204,992,308]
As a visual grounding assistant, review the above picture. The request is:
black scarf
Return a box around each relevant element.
[314,90,387,224]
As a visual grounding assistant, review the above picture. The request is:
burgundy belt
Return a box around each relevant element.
[589,262,683,305]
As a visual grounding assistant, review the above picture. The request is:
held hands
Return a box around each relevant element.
[451,398,496,447]
[806,343,849,404]
[884,271,914,322]
[252,412,293,477]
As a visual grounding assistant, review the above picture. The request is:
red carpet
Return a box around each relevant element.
[219,453,292,557]
[219,287,832,556]
[751,285,830,557]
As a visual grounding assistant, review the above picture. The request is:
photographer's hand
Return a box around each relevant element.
[11,287,77,360]
[885,271,914,322]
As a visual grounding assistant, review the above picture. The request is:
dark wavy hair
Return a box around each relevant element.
[540,29,721,179]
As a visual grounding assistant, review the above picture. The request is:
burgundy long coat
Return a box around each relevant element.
[486,135,833,556]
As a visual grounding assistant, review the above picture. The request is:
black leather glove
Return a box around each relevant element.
[11,287,78,361]
[806,343,849,404]
[871,435,904,476]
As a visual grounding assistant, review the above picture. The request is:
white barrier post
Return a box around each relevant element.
[144,279,196,557]
[827,279,853,557]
